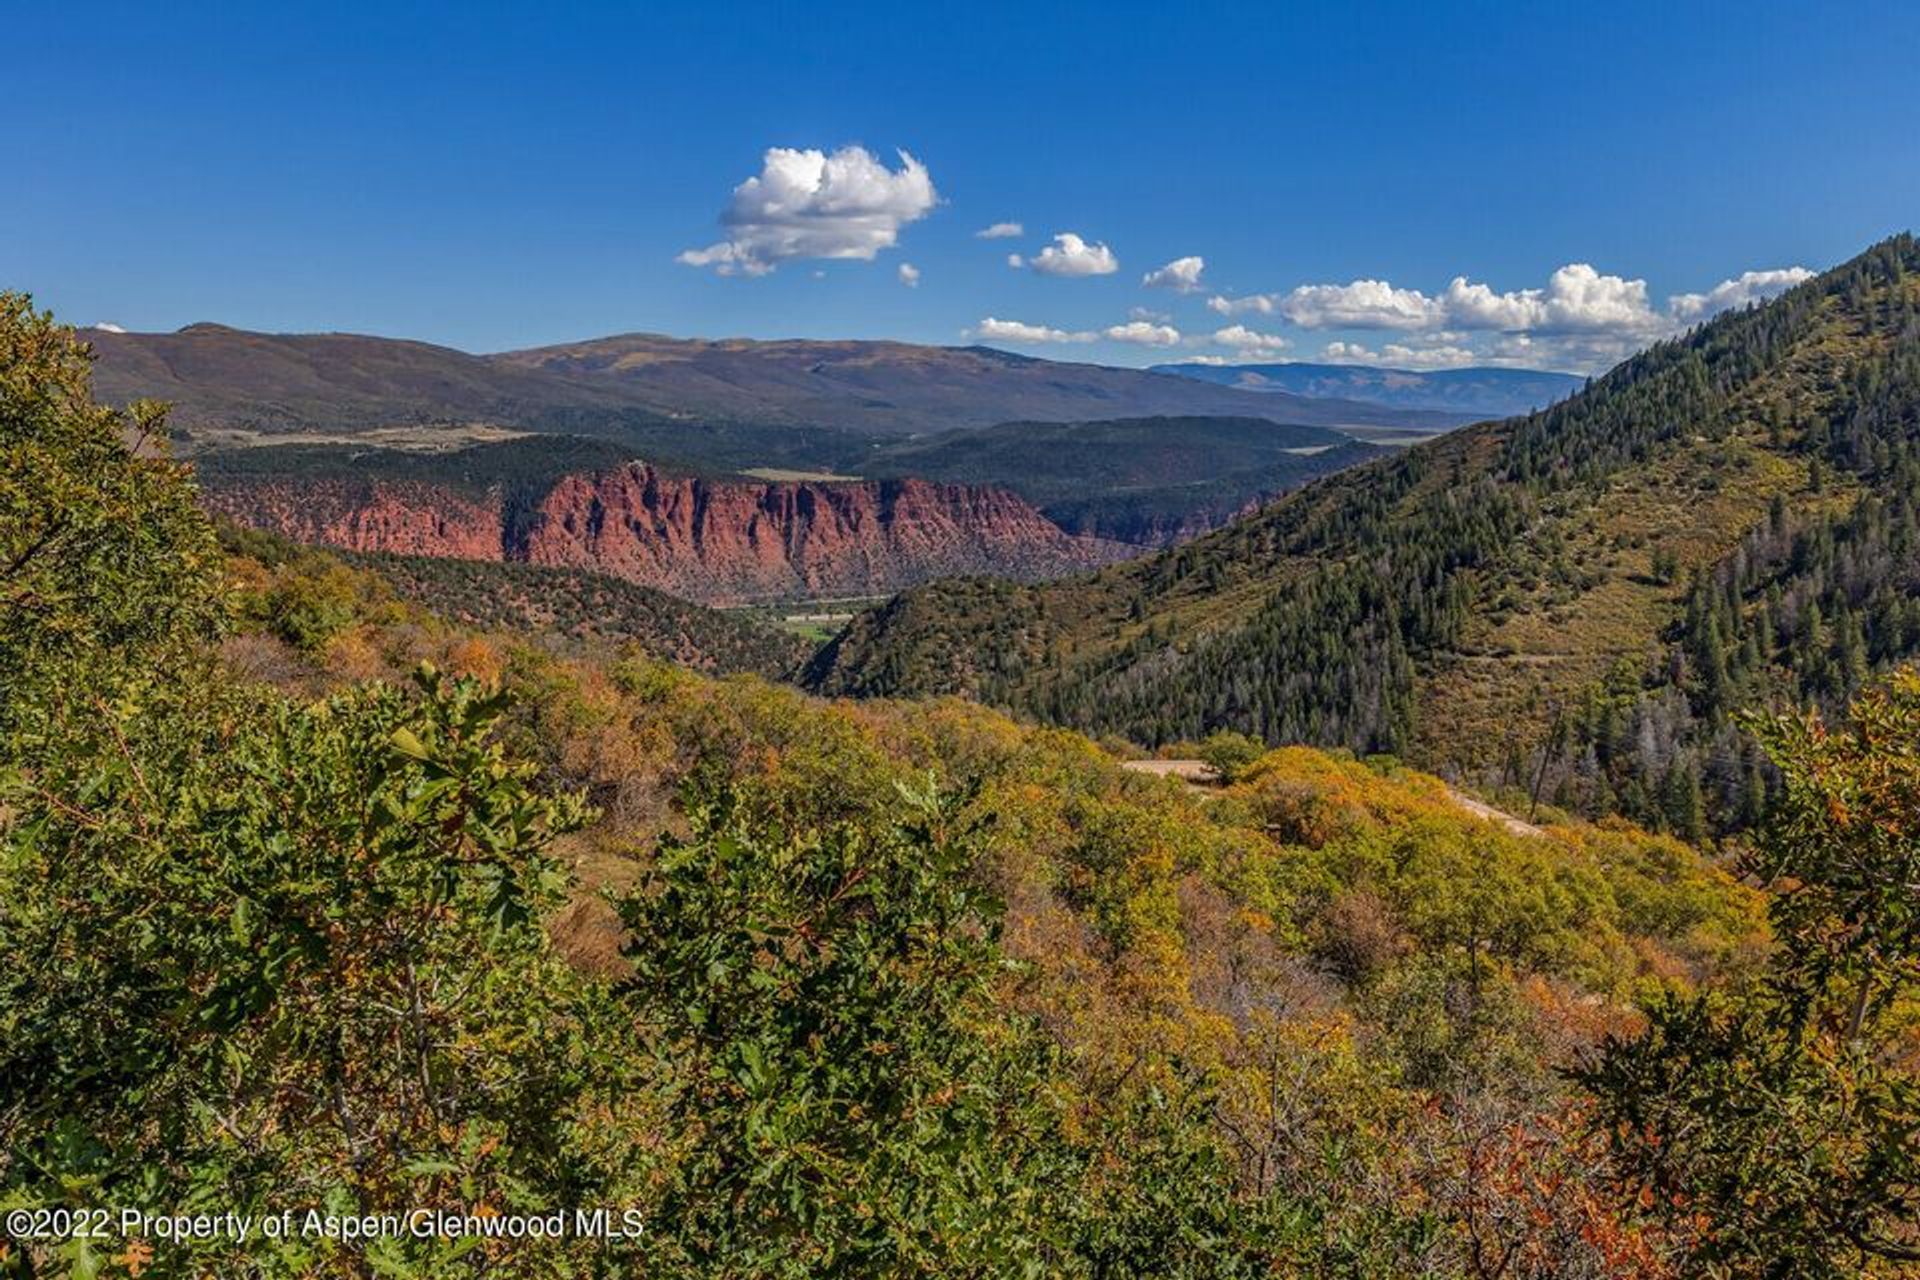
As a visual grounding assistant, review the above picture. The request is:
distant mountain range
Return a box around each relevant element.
[84,325,1471,448]
[1151,361,1587,419]
[89,322,1480,606]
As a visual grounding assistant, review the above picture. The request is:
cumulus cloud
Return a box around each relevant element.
[1449,263,1805,366]
[971,317,1095,344]
[1254,267,1658,334]
[1212,325,1292,355]
[1208,293,1276,316]
[677,145,937,276]
[1669,267,1813,322]
[1379,343,1478,369]
[1142,255,1205,293]
[1276,279,1446,330]
[1006,253,1025,268]
[1484,331,1647,372]
[1320,340,1476,369]
[967,255,1812,374]
[1441,265,1663,334]
[1321,341,1377,361]
[1433,278,1542,330]
[976,221,1024,239]
[1262,262,1812,342]
[1028,232,1119,277]
[898,262,920,288]
[1224,260,1814,373]
[1104,320,1182,346]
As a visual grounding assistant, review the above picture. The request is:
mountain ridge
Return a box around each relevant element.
[83,324,1471,444]
[809,234,1920,834]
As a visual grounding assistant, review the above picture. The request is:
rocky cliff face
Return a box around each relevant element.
[200,463,1135,604]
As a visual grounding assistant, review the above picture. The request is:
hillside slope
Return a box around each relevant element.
[83,324,1469,447]
[490,334,1468,434]
[85,323,653,436]
[811,234,1920,833]
[865,415,1386,543]
[221,524,810,677]
[351,553,815,675]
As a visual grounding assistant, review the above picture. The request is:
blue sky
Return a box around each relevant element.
[6,0,1917,372]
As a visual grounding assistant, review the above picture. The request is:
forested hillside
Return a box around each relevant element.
[812,235,1920,836]
[218,523,812,678]
[865,415,1384,543]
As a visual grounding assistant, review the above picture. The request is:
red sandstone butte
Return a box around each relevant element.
[201,462,1134,604]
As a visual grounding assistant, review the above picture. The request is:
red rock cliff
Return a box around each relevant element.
[201,462,1134,604]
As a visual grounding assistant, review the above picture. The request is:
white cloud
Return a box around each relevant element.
[1006,253,1024,269]
[1142,255,1205,293]
[1323,336,1537,372]
[89,322,127,333]
[1378,343,1479,370]
[677,145,937,276]
[1258,262,1811,342]
[1228,268,1659,335]
[898,262,920,288]
[1104,320,1182,346]
[1240,259,1814,373]
[1669,266,1813,323]
[1322,341,1379,362]
[961,256,1814,374]
[1321,340,1475,369]
[1208,293,1276,316]
[1029,232,1119,277]
[1212,325,1292,355]
[1434,278,1541,330]
[976,221,1024,239]
[1482,331,1645,372]
[1276,279,1446,329]
[971,316,1095,344]
[1443,264,1661,334]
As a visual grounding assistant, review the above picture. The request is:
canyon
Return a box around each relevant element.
[199,461,1135,605]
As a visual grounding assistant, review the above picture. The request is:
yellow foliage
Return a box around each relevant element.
[219,582,1770,1189]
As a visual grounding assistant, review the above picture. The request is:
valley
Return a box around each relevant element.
[15,7,1920,1275]
[81,238,1920,848]
[13,264,1918,1272]
[87,320,1479,608]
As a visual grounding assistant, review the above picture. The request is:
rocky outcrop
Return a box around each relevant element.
[201,462,1136,604]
